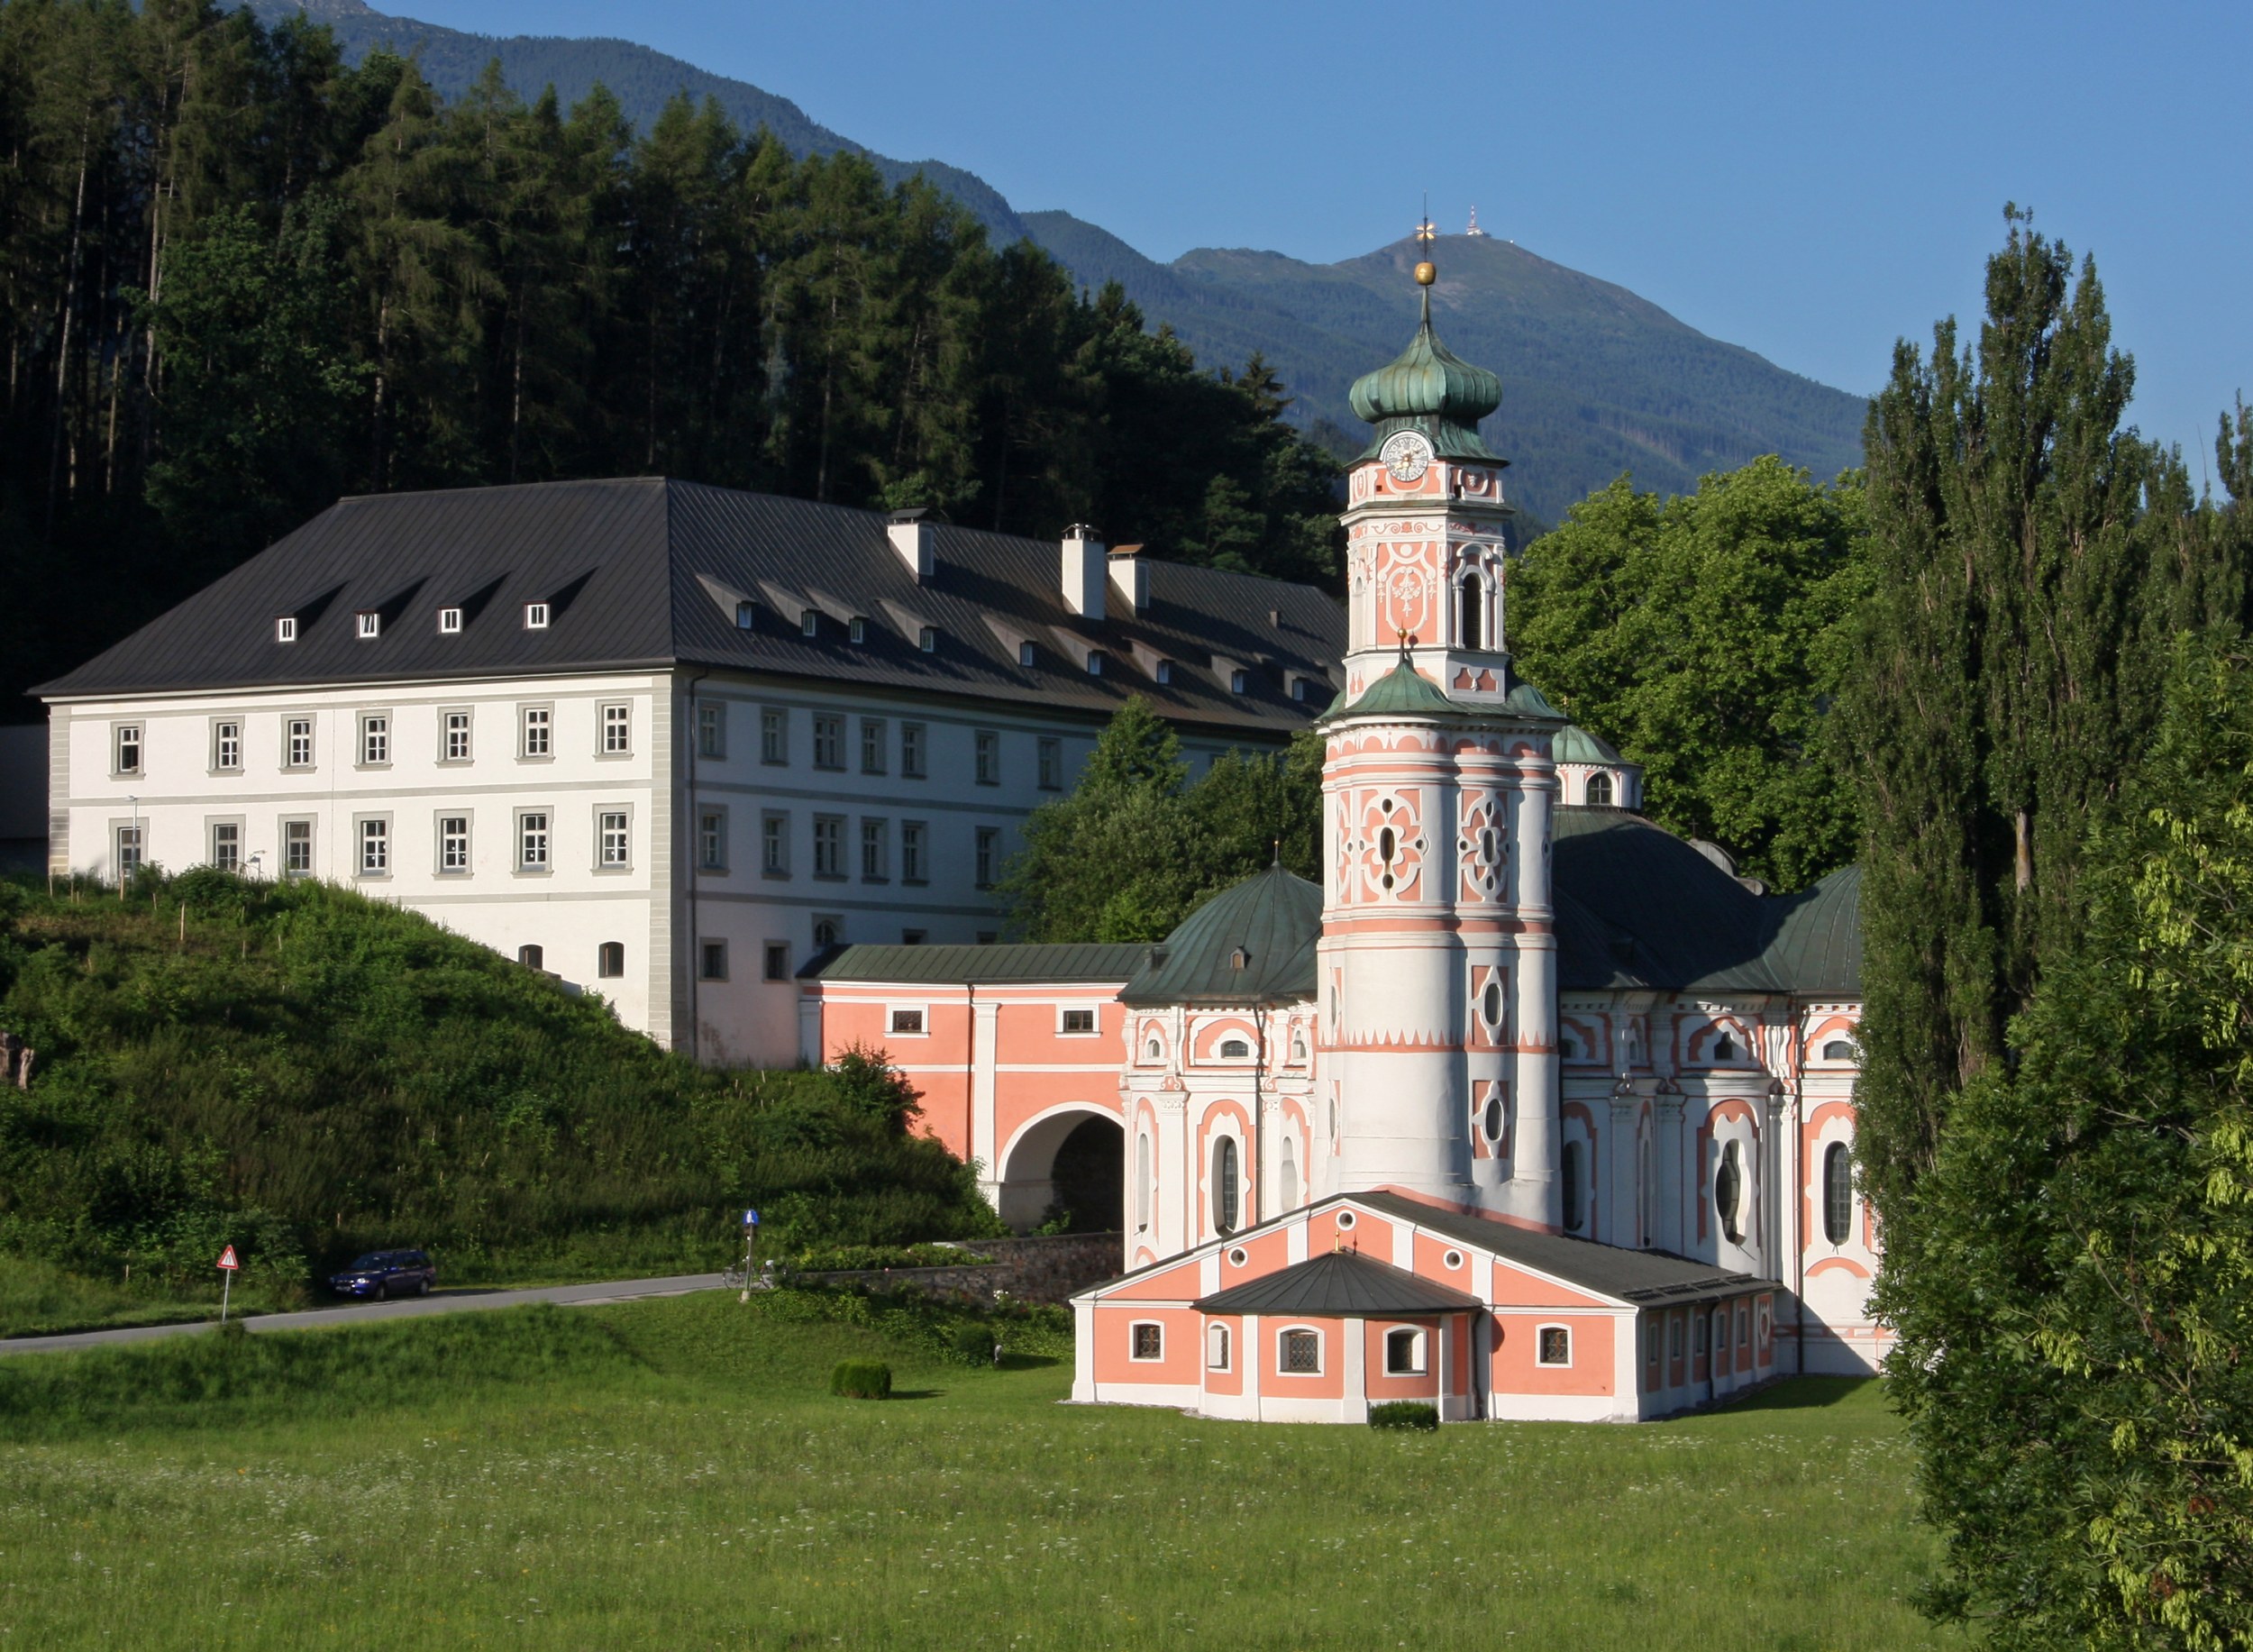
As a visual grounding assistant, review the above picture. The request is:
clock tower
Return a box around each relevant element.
[1315,222,1565,1229]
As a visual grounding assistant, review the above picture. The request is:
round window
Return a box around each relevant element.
[1482,1094,1504,1144]
[1227,1246,1248,1267]
[1443,1250,1464,1270]
[1335,1210,1356,1231]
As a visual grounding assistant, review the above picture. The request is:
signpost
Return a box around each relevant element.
[215,1244,241,1324]
[739,1209,759,1302]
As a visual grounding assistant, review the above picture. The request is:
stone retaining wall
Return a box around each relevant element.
[793,1231,1124,1306]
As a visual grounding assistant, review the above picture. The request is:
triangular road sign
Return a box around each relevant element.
[216,1245,241,1271]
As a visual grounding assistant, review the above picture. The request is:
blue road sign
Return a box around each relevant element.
[743,1209,760,1227]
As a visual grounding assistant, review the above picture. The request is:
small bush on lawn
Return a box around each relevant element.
[831,1359,891,1399]
[1369,1401,1438,1432]
[950,1322,997,1364]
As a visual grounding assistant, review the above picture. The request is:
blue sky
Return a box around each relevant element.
[415,0,2248,470]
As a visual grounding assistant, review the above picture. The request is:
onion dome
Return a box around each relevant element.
[1348,286,1505,462]
[1119,863,1321,1007]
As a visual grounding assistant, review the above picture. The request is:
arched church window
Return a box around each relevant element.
[1212,1136,1239,1235]
[1559,1032,1578,1060]
[1207,1324,1230,1370]
[1822,1038,1856,1061]
[1146,1036,1163,1061]
[1461,577,1483,650]
[1281,1136,1299,1210]
[1218,1037,1250,1059]
[1586,771,1614,808]
[1823,1143,1853,1245]
[1135,1132,1152,1232]
[1290,1033,1307,1063]
[1561,1140,1584,1232]
[1716,1140,1745,1245]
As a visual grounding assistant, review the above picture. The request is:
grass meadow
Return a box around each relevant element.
[0,1291,1953,1651]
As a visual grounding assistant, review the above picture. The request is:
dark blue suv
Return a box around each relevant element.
[327,1249,437,1300]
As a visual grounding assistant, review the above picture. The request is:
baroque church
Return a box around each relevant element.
[805,245,1879,1423]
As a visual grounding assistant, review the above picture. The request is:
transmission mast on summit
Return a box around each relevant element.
[1465,205,1490,237]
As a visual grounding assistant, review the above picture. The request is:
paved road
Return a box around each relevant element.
[0,1273,727,1357]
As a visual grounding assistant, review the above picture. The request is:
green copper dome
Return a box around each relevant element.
[1348,295,1504,462]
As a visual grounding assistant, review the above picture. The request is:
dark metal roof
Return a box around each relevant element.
[1120,863,1322,1007]
[1193,1248,1482,1316]
[33,479,1345,738]
[800,943,1150,985]
[1757,864,1863,998]
[1350,1191,1765,1306]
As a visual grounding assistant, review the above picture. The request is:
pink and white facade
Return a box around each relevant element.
[803,275,1884,1420]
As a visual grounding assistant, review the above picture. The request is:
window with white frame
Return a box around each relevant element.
[1537,1325,1572,1366]
[600,703,630,755]
[438,815,470,873]
[1154,660,1173,685]
[734,599,755,630]
[861,717,886,774]
[1037,736,1061,789]
[1206,1323,1230,1370]
[283,818,313,876]
[275,616,297,643]
[524,601,549,629]
[900,723,926,778]
[812,815,844,879]
[974,826,999,889]
[1586,771,1614,807]
[1211,1136,1239,1235]
[1130,1323,1163,1362]
[900,820,926,884]
[359,714,389,766]
[114,824,143,881]
[114,724,141,775]
[698,700,725,760]
[520,705,551,758]
[698,809,726,872]
[888,1008,926,1036]
[1230,669,1248,694]
[442,709,471,762]
[811,714,844,771]
[438,606,461,634]
[1218,1036,1251,1059]
[286,716,314,770]
[1384,1328,1426,1375]
[213,721,242,772]
[917,625,935,653]
[1017,640,1036,668]
[358,817,389,875]
[1279,1328,1320,1374]
[860,817,888,881]
[356,611,380,640]
[1059,1008,1097,1035]
[848,614,865,644]
[517,811,550,872]
[597,810,630,868]
[799,607,818,637]
[974,729,999,785]
[760,706,786,764]
[209,821,240,871]
[761,811,789,876]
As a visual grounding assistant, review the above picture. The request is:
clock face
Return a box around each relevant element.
[1381,430,1433,484]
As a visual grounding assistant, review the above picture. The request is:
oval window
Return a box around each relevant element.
[1482,1094,1504,1145]
[1378,826,1396,864]
[1716,1141,1745,1244]
[1227,1246,1248,1267]
[1443,1250,1464,1270]
[1212,1136,1239,1235]
[1481,981,1503,1027]
[1335,1209,1355,1231]
[1480,826,1497,863]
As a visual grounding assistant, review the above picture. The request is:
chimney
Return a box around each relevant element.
[1062,524,1106,620]
[1107,544,1148,615]
[887,508,932,582]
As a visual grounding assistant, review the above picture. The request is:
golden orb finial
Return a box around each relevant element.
[1414,260,1437,286]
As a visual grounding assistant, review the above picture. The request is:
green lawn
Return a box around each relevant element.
[0,1292,1952,1650]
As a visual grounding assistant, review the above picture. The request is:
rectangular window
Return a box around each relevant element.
[213,721,242,772]
[438,815,470,872]
[698,809,726,872]
[359,817,389,875]
[888,1008,926,1036]
[1537,1326,1572,1366]
[114,724,141,776]
[600,703,630,755]
[442,709,471,762]
[517,811,550,872]
[974,728,999,785]
[1280,1328,1320,1374]
[521,706,551,758]
[975,826,999,890]
[1037,736,1061,790]
[209,821,240,871]
[900,821,927,885]
[597,942,625,979]
[524,601,549,629]
[286,717,314,770]
[860,717,886,774]
[438,607,461,634]
[900,723,926,779]
[356,611,380,640]
[698,700,725,761]
[1130,1323,1163,1362]
[275,616,297,643]
[861,817,888,881]
[359,714,389,766]
[1061,1008,1097,1035]
[813,815,844,879]
[760,706,786,765]
[761,811,789,876]
[283,818,313,876]
[597,810,630,868]
[700,939,727,981]
[812,714,844,771]
[115,824,143,880]
[763,942,789,982]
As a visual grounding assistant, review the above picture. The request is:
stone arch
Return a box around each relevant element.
[997,1104,1123,1233]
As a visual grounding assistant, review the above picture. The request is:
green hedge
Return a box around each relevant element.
[830,1359,892,1400]
[1368,1401,1438,1432]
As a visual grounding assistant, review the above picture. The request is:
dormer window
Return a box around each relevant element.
[800,608,818,637]
[1018,642,1035,668]
[1155,661,1172,685]
[438,607,462,634]
[1291,678,1309,702]
[1229,669,1247,694]
[918,626,936,653]
[1087,652,1105,677]
[734,600,755,630]
[275,616,297,643]
[848,616,865,644]
[1229,946,1248,970]
[356,611,380,640]
[524,602,549,630]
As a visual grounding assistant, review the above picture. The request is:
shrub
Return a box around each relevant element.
[950,1322,997,1364]
[830,1359,891,1400]
[789,1243,990,1272]
[1368,1401,1438,1432]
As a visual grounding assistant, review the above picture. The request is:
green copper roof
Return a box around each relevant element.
[1336,658,1458,718]
[1349,297,1504,462]
[1120,863,1321,1007]
[1554,723,1623,764]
